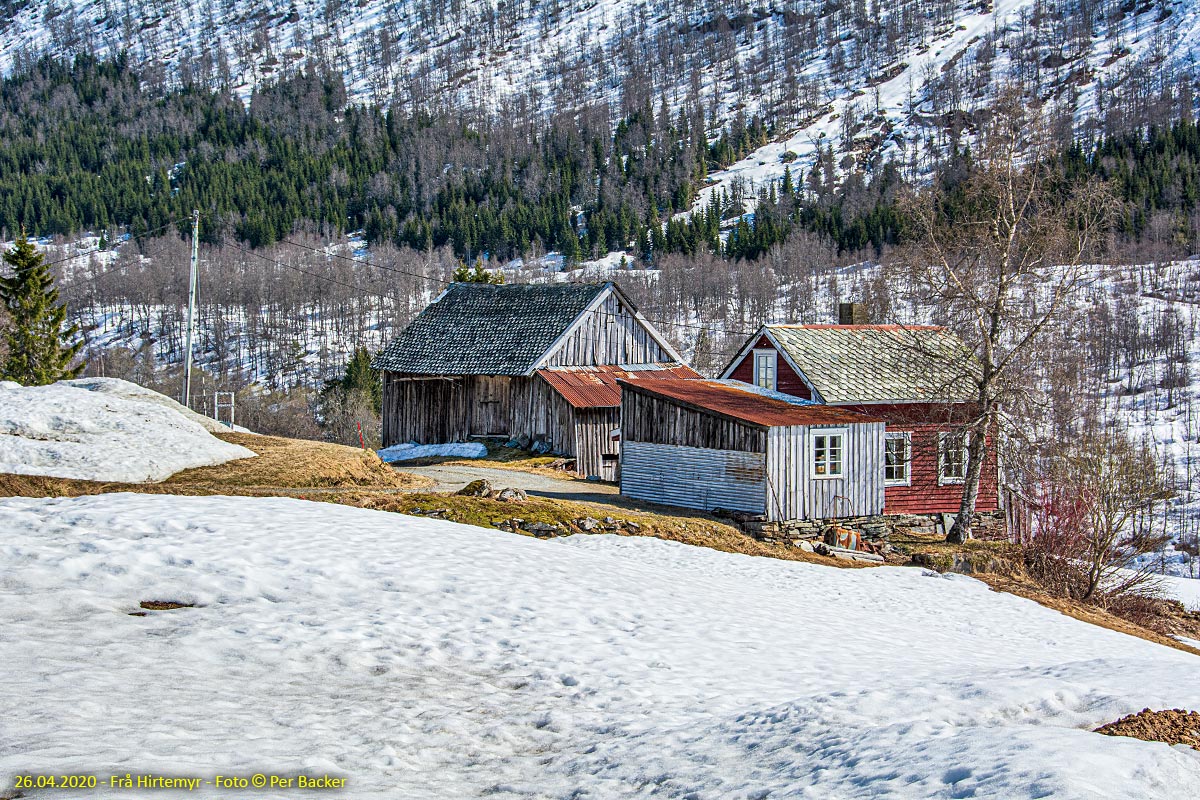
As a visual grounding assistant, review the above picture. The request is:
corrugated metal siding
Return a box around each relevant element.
[765,422,886,520]
[621,441,766,514]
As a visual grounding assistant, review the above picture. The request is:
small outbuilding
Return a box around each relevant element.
[619,378,885,521]
[371,280,696,478]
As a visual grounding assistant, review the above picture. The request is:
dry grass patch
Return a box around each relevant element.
[0,433,433,499]
[888,530,1022,573]
[349,491,864,568]
[165,433,429,490]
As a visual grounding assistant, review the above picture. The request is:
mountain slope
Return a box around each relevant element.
[3,0,1198,173]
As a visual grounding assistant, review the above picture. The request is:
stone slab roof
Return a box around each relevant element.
[765,325,979,404]
[372,282,608,375]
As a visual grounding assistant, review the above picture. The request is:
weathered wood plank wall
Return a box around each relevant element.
[542,293,673,366]
[765,423,886,520]
[621,387,767,452]
[574,408,620,479]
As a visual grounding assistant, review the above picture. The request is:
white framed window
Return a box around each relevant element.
[938,431,968,485]
[884,432,911,486]
[812,429,845,478]
[752,349,777,391]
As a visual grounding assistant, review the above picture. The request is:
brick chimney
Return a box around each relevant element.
[838,302,866,325]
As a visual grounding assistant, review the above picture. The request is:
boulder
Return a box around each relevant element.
[495,487,528,502]
[575,516,601,532]
[456,479,493,498]
[522,521,561,538]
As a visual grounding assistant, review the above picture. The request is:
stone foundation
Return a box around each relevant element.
[741,510,1008,546]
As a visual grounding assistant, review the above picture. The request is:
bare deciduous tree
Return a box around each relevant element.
[899,88,1118,542]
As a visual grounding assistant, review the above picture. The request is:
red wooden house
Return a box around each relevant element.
[720,322,998,516]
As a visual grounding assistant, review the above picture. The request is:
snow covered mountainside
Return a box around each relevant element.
[2,0,1198,175]
[0,379,253,482]
[1,492,1198,798]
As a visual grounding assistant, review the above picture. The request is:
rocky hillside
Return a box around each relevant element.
[2,0,1198,172]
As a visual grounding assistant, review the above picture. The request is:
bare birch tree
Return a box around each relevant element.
[899,88,1118,542]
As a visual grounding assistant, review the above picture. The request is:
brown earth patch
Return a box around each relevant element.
[138,600,196,611]
[1095,708,1200,750]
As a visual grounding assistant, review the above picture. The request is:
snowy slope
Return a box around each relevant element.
[3,1,1198,175]
[0,380,253,482]
[698,0,1200,210]
[1,493,1197,798]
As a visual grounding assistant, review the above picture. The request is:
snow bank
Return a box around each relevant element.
[377,441,487,462]
[0,381,254,482]
[62,377,235,433]
[2,493,1198,798]
[1160,573,1200,611]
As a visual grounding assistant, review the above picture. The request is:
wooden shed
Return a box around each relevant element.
[371,281,695,478]
[619,378,885,521]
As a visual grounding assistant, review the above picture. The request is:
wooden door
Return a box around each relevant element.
[471,376,509,436]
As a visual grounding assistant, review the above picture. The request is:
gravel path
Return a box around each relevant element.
[393,463,620,503]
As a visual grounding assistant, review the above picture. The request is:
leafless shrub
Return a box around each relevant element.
[1024,419,1174,607]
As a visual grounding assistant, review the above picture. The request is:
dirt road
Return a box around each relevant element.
[393,463,620,503]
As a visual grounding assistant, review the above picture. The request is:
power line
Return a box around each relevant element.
[54,226,754,339]
[221,239,387,296]
[40,218,188,269]
[275,235,755,337]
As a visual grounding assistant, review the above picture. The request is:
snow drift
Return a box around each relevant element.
[1,493,1197,798]
[377,441,487,462]
[0,379,253,482]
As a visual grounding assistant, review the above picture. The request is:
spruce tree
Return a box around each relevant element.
[0,234,83,385]
[339,346,382,415]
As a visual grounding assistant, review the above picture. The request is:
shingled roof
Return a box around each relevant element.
[372,282,610,375]
[744,325,980,404]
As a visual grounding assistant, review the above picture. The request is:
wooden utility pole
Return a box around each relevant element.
[182,210,200,408]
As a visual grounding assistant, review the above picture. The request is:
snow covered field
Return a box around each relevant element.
[2,493,1197,798]
[0,380,252,482]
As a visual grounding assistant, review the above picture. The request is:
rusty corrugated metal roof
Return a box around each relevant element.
[538,363,702,408]
[622,378,881,428]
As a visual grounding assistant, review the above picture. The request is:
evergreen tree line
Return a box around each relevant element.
[5,56,1200,272]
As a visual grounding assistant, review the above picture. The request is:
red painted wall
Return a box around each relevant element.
[840,403,998,514]
[727,336,812,399]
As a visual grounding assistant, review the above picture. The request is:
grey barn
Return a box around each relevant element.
[372,281,694,478]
